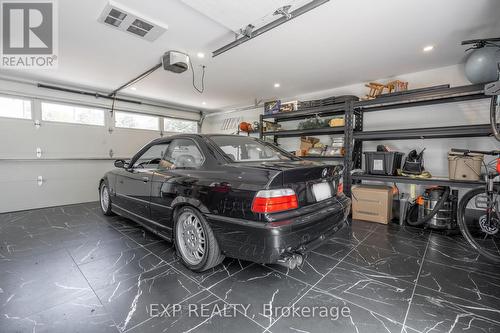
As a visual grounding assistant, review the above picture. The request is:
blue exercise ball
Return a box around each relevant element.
[464,46,500,84]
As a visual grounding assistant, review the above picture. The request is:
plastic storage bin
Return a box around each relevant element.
[364,151,404,175]
[448,152,483,181]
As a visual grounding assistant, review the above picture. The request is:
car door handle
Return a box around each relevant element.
[142,177,150,183]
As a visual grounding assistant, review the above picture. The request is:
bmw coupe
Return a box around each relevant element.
[99,134,350,271]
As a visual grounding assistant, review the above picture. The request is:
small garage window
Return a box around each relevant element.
[41,102,105,126]
[0,95,32,120]
[115,111,159,131]
[164,118,198,133]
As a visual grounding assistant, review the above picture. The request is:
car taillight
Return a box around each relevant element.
[337,180,343,194]
[497,158,500,174]
[251,189,298,213]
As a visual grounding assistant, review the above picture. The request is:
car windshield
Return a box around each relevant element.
[210,135,294,162]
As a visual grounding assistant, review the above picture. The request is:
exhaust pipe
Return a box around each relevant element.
[276,253,304,270]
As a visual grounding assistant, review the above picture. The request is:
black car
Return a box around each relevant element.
[99,134,350,272]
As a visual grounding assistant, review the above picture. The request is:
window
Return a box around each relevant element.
[132,143,169,168]
[41,102,104,126]
[115,111,159,131]
[210,135,293,162]
[160,139,204,169]
[0,96,31,119]
[164,118,198,133]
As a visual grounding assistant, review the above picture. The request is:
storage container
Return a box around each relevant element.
[364,151,404,175]
[448,152,483,181]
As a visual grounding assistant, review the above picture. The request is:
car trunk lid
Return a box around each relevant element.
[233,160,343,207]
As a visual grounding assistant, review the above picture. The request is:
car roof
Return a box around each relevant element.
[148,133,247,145]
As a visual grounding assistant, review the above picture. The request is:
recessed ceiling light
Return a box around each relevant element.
[423,45,434,52]
[130,86,137,91]
[202,101,207,105]
[197,52,205,58]
[274,83,280,88]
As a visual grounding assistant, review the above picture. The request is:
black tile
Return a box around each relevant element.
[350,219,379,231]
[425,236,500,278]
[78,246,166,291]
[95,264,204,332]
[126,290,264,333]
[143,240,177,264]
[269,288,403,333]
[4,202,500,333]
[210,264,310,328]
[102,216,142,233]
[329,221,374,246]
[313,239,355,260]
[0,290,118,333]
[345,243,421,283]
[266,251,339,286]
[67,234,146,265]
[362,230,428,258]
[0,208,125,259]
[418,260,500,309]
[315,261,414,323]
[121,228,163,246]
[373,223,430,242]
[0,249,91,318]
[171,257,253,289]
[404,285,500,332]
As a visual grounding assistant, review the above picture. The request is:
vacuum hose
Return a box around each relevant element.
[406,186,450,226]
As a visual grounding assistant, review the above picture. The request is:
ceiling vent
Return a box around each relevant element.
[98,1,168,41]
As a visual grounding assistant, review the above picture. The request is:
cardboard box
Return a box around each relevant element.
[300,137,320,151]
[295,149,307,157]
[351,185,393,224]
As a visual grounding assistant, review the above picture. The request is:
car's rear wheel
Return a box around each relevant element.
[174,206,224,272]
[99,183,113,216]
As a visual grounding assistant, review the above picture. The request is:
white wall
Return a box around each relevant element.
[0,78,200,213]
[202,64,499,181]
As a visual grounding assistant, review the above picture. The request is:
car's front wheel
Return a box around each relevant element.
[174,206,224,272]
[99,182,114,216]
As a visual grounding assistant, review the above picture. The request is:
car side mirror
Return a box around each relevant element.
[114,159,126,168]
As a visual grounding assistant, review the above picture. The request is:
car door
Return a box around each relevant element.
[150,138,205,236]
[115,142,169,219]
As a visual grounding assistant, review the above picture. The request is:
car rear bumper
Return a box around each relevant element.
[205,194,351,263]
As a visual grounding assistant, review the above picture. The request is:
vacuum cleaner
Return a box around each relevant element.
[406,186,459,231]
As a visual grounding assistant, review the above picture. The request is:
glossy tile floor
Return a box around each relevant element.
[1,202,500,333]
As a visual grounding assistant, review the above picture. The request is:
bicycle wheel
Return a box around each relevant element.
[491,95,500,141]
[458,186,500,262]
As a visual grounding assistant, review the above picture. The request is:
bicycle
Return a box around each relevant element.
[452,148,500,262]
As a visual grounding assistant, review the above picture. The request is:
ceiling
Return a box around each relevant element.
[1,0,499,112]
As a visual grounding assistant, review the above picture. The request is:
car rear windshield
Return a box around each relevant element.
[210,136,295,162]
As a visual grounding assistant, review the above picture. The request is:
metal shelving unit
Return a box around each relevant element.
[257,83,494,197]
[354,124,492,141]
[259,99,360,195]
[263,126,345,138]
[261,104,346,122]
[350,83,494,191]
[352,174,488,189]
